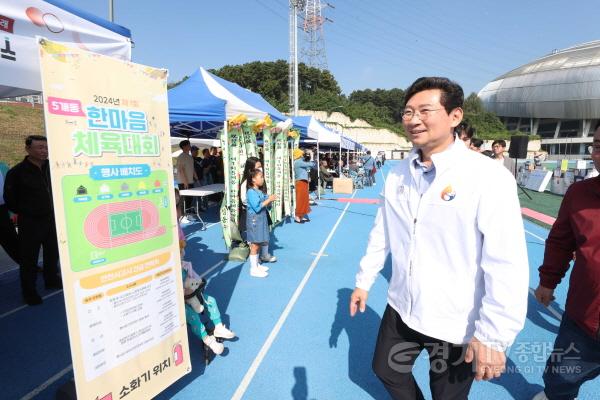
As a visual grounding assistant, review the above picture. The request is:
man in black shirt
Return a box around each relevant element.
[4,135,61,305]
[191,145,203,185]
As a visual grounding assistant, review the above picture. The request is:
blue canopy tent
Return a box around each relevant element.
[292,116,341,146]
[168,67,291,138]
[200,68,287,122]
[168,69,226,138]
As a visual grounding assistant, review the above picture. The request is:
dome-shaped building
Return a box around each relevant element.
[478,40,600,159]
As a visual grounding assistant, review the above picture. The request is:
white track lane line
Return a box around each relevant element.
[0,289,63,320]
[13,258,227,399]
[19,365,73,400]
[524,229,546,243]
[231,190,357,400]
[524,230,562,321]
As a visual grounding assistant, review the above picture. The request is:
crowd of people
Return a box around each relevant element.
[176,140,225,222]
[455,123,520,173]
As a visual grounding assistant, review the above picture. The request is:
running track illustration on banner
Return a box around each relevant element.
[62,170,172,272]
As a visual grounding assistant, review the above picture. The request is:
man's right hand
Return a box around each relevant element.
[534,285,555,306]
[350,288,368,317]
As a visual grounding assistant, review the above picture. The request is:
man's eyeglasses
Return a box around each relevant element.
[401,108,442,121]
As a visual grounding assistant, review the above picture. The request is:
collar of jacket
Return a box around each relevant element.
[23,156,49,171]
[408,136,467,175]
[588,175,600,197]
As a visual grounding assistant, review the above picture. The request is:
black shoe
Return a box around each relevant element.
[45,279,63,290]
[294,219,304,224]
[24,293,43,306]
[301,217,310,222]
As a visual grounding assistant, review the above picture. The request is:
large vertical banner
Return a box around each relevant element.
[38,39,190,400]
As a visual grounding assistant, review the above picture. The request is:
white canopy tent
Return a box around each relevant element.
[304,116,341,146]
[199,67,287,122]
[0,0,132,98]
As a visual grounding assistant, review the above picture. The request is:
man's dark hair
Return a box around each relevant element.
[594,120,600,131]
[25,135,47,146]
[191,145,199,152]
[366,150,371,155]
[404,77,464,114]
[492,139,507,148]
[457,122,475,139]
[471,138,483,149]
[179,140,191,149]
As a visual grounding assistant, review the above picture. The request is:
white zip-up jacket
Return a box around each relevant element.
[356,139,529,350]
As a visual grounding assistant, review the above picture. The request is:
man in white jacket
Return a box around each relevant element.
[350,77,529,399]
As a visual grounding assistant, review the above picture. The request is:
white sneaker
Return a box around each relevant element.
[260,254,277,263]
[202,335,224,355]
[250,267,268,278]
[257,264,269,272]
[213,323,236,340]
[180,216,191,224]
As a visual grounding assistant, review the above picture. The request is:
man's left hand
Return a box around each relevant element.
[464,337,506,381]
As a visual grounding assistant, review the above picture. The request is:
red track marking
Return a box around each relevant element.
[521,207,556,226]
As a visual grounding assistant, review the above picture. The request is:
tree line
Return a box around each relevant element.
[169,60,529,140]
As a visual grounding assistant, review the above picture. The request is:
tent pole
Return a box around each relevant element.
[346,147,349,172]
[317,141,321,200]
[339,135,342,175]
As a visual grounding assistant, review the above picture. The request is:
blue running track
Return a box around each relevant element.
[0,161,597,399]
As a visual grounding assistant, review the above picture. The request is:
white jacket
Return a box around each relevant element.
[356,139,529,350]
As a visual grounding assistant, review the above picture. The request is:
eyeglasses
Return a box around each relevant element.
[588,145,600,154]
[401,108,442,121]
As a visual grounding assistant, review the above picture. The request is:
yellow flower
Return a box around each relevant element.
[252,115,274,133]
[288,129,300,139]
[228,114,247,130]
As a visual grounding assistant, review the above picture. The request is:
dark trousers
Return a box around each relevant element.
[543,315,600,400]
[18,215,59,296]
[372,305,475,400]
[0,204,20,264]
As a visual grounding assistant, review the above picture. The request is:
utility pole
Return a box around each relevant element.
[288,0,304,115]
[108,0,114,22]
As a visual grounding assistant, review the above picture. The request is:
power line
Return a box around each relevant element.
[333,1,499,76]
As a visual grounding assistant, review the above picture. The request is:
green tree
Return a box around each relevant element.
[171,61,521,138]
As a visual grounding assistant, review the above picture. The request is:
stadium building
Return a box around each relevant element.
[478,41,600,160]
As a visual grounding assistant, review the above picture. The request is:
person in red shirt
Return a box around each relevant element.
[533,121,600,400]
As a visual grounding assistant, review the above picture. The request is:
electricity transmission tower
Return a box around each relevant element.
[300,0,332,70]
[288,0,304,115]
[289,0,333,114]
